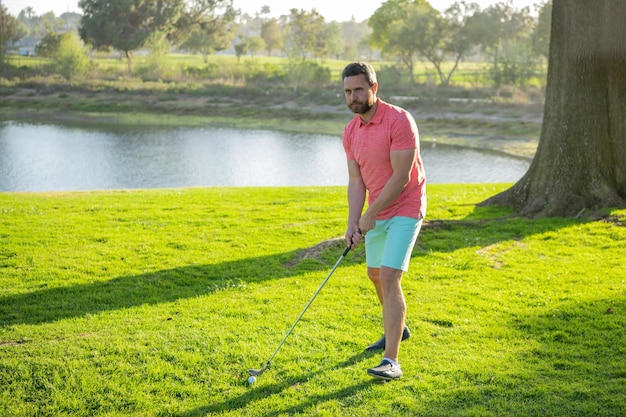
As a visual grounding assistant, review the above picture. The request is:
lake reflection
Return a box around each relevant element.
[0,121,529,192]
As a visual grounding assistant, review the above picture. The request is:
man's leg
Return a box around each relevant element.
[379,266,405,362]
[366,267,410,352]
[366,265,406,380]
[367,267,384,305]
[366,216,420,379]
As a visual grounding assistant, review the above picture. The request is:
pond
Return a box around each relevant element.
[0,121,530,192]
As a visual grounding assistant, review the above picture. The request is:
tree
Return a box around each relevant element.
[180,24,233,62]
[52,32,90,80]
[496,36,541,88]
[479,0,626,217]
[260,18,282,56]
[369,0,443,85]
[18,9,64,37]
[341,17,371,61]
[318,22,343,59]
[35,32,64,57]
[531,0,552,59]
[78,0,185,72]
[466,1,533,90]
[439,1,482,85]
[284,8,326,61]
[246,35,265,57]
[18,7,36,20]
[175,0,237,62]
[233,38,248,63]
[1,6,26,71]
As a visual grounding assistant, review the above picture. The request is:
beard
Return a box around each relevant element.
[348,100,372,114]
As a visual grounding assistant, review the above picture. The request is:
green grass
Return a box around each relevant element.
[6,54,544,90]
[1,185,625,416]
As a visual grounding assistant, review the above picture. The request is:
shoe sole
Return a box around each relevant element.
[367,370,401,380]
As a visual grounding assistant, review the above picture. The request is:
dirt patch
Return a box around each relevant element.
[0,339,29,347]
[604,215,626,226]
[283,237,345,268]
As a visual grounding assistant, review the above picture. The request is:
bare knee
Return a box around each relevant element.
[367,267,380,284]
[379,266,403,288]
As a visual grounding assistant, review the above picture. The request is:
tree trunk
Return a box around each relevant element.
[479,0,626,218]
[125,50,133,74]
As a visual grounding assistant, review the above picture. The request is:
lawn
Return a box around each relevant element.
[1,185,624,416]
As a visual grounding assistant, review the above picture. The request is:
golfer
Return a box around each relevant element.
[342,62,426,380]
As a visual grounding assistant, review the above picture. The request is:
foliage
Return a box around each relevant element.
[439,1,482,85]
[180,23,233,60]
[34,32,63,57]
[0,186,624,416]
[0,6,27,71]
[1,7,27,44]
[134,33,180,81]
[177,0,237,63]
[16,8,65,37]
[369,0,443,84]
[531,0,552,59]
[4,1,554,89]
[284,8,327,60]
[78,0,185,71]
[246,36,266,56]
[233,40,248,62]
[376,64,409,90]
[323,22,345,59]
[467,1,535,89]
[285,60,331,92]
[51,32,90,80]
[491,38,542,89]
[340,18,373,61]
[480,0,626,217]
[260,18,284,56]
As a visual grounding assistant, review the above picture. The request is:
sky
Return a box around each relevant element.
[4,0,540,21]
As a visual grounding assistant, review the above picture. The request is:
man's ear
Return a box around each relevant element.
[371,82,379,95]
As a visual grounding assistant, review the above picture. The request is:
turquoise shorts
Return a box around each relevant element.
[365,216,423,272]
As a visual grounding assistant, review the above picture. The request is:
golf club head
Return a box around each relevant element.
[248,368,265,376]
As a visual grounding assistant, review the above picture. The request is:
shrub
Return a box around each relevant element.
[52,33,90,81]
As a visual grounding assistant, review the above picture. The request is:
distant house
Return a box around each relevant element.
[18,47,35,56]
[12,37,41,56]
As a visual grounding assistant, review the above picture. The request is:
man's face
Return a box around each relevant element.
[343,74,377,115]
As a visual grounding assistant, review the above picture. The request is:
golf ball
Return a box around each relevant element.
[247,376,256,385]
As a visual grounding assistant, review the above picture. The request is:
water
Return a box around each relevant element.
[0,121,530,192]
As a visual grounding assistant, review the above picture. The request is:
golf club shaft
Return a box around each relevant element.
[260,245,351,370]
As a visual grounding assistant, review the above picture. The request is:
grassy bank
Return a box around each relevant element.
[1,185,625,416]
[1,53,544,159]
[0,93,542,159]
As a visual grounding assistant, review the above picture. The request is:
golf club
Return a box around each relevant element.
[248,244,352,378]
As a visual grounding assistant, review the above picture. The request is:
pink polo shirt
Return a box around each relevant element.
[343,98,426,220]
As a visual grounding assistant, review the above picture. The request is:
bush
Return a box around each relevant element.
[377,65,408,93]
[286,61,331,92]
[52,33,90,81]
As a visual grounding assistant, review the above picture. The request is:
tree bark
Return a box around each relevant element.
[479,0,626,217]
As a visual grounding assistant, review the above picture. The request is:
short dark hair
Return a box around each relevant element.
[342,62,377,86]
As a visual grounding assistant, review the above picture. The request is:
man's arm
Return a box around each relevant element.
[359,148,417,232]
[346,159,366,248]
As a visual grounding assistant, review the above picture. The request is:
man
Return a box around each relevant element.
[342,62,426,380]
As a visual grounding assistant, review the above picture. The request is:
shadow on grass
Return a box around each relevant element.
[0,208,582,326]
[165,350,379,417]
[0,210,585,328]
[0,241,359,328]
[413,209,587,256]
[417,296,626,416]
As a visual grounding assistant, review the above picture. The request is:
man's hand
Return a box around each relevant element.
[358,210,376,235]
[345,225,364,249]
